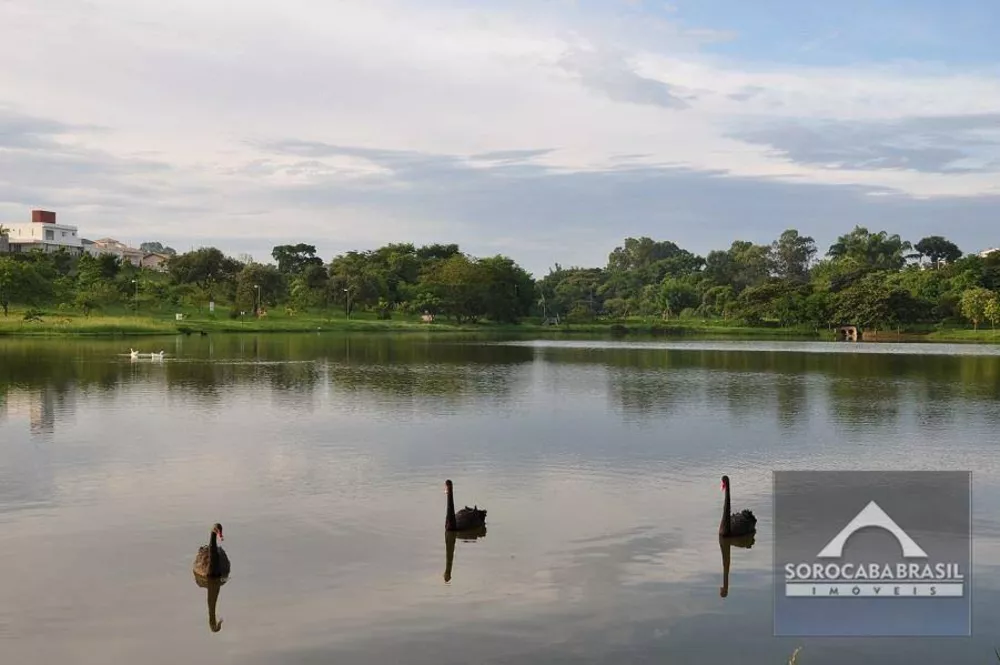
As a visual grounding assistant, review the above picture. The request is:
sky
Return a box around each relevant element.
[0,0,998,276]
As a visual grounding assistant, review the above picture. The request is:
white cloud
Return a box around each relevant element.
[0,0,998,270]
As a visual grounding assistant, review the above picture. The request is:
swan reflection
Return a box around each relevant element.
[194,573,228,632]
[718,532,755,598]
[444,526,487,584]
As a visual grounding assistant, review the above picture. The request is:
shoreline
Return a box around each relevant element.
[2,311,999,343]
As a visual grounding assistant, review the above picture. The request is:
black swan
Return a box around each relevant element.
[193,523,231,579]
[445,480,487,532]
[719,475,756,538]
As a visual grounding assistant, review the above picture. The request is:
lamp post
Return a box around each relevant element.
[131,278,138,315]
[254,284,260,317]
[343,287,351,319]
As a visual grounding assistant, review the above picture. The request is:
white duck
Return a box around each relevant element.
[150,350,165,359]
[129,348,139,360]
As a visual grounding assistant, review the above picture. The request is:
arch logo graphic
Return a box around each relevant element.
[773,471,971,637]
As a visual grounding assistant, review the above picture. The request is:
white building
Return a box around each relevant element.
[979,248,1000,259]
[84,237,144,267]
[3,210,83,255]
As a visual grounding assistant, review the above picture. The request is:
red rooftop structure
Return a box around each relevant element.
[32,210,57,224]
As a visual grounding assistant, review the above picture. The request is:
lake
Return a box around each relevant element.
[2,334,1000,664]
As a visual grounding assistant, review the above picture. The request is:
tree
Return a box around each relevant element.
[48,248,75,276]
[659,278,699,319]
[730,241,771,291]
[287,262,330,310]
[476,255,535,323]
[415,243,460,263]
[0,257,49,316]
[700,285,735,318]
[802,290,835,328]
[914,236,962,267]
[418,254,489,323]
[4,223,1000,336]
[288,276,316,310]
[960,287,994,330]
[74,281,119,316]
[832,272,896,333]
[366,243,423,304]
[328,250,387,315]
[537,266,604,318]
[985,295,1000,331]
[885,288,930,328]
[704,250,734,287]
[76,253,123,282]
[732,280,810,326]
[140,241,177,256]
[644,251,704,282]
[235,263,286,313]
[169,248,243,300]
[827,226,912,272]
[770,229,816,281]
[607,237,684,273]
[271,244,324,275]
[706,241,770,292]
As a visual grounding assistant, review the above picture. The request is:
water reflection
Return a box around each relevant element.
[443,527,488,584]
[3,336,1000,664]
[775,376,808,430]
[592,345,1000,431]
[719,533,756,598]
[5,338,1000,426]
[193,574,227,633]
[0,385,76,436]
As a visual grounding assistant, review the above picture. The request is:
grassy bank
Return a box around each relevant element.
[923,327,1000,343]
[0,307,827,338]
[1,307,997,343]
[0,312,179,336]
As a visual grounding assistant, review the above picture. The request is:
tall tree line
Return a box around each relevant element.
[2,227,1000,331]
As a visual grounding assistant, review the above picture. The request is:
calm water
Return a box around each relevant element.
[2,334,1000,664]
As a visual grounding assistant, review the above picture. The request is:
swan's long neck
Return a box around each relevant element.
[208,531,219,575]
[721,484,732,536]
[446,488,457,530]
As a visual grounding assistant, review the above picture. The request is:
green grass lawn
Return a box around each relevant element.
[0,311,179,335]
[924,327,1000,342]
[0,308,441,335]
[0,307,824,337]
[1,305,997,343]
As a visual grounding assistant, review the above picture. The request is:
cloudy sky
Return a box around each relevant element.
[1,0,998,275]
